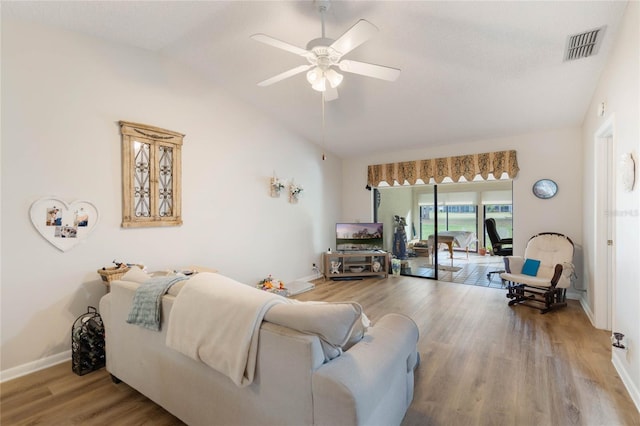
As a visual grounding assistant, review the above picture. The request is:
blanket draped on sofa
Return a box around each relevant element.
[126,276,188,331]
[166,272,289,387]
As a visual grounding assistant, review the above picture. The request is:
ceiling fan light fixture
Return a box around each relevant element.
[252,5,399,97]
[311,77,327,92]
[325,68,343,88]
[307,67,342,92]
[308,67,330,91]
[306,67,322,84]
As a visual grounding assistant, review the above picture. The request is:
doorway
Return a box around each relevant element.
[594,116,616,330]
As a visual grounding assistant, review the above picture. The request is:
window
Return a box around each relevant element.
[420,204,478,251]
[120,121,184,228]
[483,204,513,249]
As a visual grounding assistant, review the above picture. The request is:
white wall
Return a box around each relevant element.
[582,1,640,410]
[1,20,342,377]
[342,127,584,285]
[375,188,413,253]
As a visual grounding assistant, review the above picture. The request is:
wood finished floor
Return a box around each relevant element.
[2,275,639,426]
[402,251,506,287]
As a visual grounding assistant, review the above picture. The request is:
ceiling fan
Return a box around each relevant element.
[251,0,400,101]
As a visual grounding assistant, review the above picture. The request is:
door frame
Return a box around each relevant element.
[593,115,616,330]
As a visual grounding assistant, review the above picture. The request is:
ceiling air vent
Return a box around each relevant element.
[564,26,606,61]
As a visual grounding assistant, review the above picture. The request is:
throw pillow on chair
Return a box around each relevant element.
[521,258,541,276]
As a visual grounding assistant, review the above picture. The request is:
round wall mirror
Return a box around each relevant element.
[532,179,558,199]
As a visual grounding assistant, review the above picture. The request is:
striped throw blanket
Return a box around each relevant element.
[127,276,188,331]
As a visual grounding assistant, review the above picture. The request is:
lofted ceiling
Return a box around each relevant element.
[2,1,629,158]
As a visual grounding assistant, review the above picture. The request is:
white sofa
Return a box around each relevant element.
[99,276,419,426]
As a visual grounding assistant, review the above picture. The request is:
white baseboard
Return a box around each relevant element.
[0,350,71,383]
[580,294,639,414]
[578,294,597,327]
[567,292,579,300]
[612,350,640,414]
[296,273,322,283]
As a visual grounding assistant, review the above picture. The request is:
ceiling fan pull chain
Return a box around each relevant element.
[321,91,327,161]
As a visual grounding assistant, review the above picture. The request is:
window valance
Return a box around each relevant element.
[367,150,519,187]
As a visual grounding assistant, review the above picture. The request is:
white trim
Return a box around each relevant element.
[0,350,71,383]
[593,115,616,330]
[566,290,583,301]
[296,273,322,283]
[579,293,597,327]
[612,351,640,414]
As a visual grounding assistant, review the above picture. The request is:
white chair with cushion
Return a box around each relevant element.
[500,232,575,314]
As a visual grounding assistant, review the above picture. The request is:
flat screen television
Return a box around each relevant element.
[336,223,384,251]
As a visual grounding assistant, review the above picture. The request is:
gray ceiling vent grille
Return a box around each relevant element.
[564,26,606,61]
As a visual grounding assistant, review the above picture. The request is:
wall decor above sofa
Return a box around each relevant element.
[119,121,184,228]
[29,197,99,252]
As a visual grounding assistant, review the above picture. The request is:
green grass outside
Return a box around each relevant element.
[419,215,512,250]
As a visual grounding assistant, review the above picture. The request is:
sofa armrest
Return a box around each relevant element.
[504,256,524,274]
[312,313,419,426]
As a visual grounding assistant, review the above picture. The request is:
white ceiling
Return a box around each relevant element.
[3,1,629,158]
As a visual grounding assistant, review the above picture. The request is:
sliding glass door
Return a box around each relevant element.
[412,185,468,280]
[421,205,478,252]
[374,184,440,280]
[373,180,513,282]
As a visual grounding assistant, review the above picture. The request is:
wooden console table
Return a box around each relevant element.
[323,251,390,279]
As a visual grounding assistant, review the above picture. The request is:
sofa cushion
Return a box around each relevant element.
[343,311,371,351]
[265,301,364,361]
[121,266,153,283]
[120,268,190,296]
[167,279,189,296]
[501,272,555,288]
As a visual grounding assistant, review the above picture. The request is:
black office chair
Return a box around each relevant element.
[485,218,513,281]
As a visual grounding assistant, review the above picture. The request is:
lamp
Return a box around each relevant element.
[306,68,321,84]
[311,76,326,92]
[325,68,343,88]
[306,66,343,92]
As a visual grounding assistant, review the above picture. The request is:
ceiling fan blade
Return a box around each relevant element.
[338,59,401,81]
[330,19,378,56]
[323,87,339,102]
[251,33,309,57]
[257,64,313,87]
